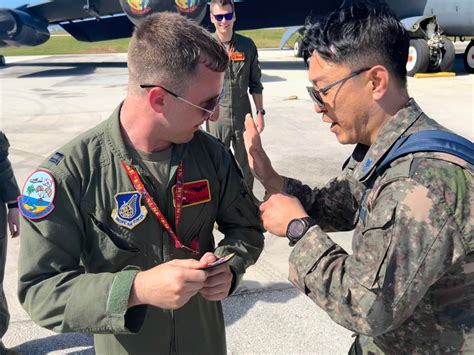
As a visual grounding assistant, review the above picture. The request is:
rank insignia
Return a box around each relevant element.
[18,170,56,220]
[111,192,148,230]
[172,179,211,207]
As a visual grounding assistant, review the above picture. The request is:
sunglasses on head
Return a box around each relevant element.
[213,13,233,21]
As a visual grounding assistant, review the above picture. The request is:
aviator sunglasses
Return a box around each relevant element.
[306,67,371,109]
[140,84,225,119]
[213,12,234,21]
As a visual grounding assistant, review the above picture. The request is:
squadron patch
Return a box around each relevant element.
[18,170,56,220]
[230,51,245,61]
[172,179,211,208]
[111,192,148,230]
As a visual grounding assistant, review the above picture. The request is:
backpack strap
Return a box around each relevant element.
[377,130,474,176]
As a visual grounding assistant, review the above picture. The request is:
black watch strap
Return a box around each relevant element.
[286,217,317,246]
[256,109,265,115]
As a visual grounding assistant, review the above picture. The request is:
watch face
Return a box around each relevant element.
[289,220,305,237]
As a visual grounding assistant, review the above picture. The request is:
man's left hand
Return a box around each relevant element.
[260,193,308,237]
[255,113,265,133]
[7,208,20,238]
[199,252,233,301]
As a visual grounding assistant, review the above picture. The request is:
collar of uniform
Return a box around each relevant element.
[353,98,424,182]
[105,101,190,183]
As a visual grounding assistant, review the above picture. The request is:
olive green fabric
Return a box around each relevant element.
[0,132,19,340]
[18,105,264,354]
[208,32,263,193]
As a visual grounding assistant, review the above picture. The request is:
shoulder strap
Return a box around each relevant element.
[377,130,474,176]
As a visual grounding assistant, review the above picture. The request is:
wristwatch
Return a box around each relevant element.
[256,109,266,115]
[286,217,317,246]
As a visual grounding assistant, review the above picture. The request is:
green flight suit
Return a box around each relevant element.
[18,105,264,354]
[286,99,473,354]
[208,32,263,194]
[0,132,20,340]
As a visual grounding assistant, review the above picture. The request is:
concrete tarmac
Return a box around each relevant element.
[0,48,472,354]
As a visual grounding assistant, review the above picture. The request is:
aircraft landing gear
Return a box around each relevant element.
[407,39,429,76]
[294,38,303,58]
[406,36,455,76]
[0,55,5,67]
[464,40,474,73]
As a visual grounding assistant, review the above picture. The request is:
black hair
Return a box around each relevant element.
[301,0,409,85]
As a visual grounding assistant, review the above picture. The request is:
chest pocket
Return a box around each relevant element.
[83,214,141,272]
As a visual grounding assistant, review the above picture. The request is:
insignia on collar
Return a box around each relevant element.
[111,192,148,230]
[19,170,56,220]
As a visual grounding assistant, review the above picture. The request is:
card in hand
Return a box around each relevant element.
[202,252,235,269]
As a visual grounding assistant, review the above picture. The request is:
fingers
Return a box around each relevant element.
[200,252,217,265]
[168,258,208,270]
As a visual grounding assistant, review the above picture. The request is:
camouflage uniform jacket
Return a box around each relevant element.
[18,105,264,354]
[286,99,473,354]
[0,132,20,240]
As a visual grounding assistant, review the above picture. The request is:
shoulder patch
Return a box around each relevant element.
[48,152,64,165]
[18,170,56,220]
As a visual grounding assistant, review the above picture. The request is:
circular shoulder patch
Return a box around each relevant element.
[18,170,56,220]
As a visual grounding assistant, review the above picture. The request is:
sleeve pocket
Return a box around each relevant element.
[356,203,397,290]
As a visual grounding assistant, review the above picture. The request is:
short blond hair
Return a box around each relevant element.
[127,12,228,95]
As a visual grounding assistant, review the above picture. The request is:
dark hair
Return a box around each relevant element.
[210,0,235,12]
[301,0,409,85]
[128,12,228,95]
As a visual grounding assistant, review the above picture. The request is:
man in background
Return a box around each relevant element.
[208,0,265,200]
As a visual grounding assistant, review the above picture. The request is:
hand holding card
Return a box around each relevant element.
[202,252,235,269]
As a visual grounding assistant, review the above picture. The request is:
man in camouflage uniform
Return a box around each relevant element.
[18,13,263,354]
[208,0,265,198]
[244,1,473,353]
[0,132,20,355]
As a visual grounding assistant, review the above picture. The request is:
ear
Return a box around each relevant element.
[368,65,389,101]
[147,87,166,114]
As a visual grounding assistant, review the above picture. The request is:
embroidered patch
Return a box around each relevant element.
[48,152,64,165]
[111,192,148,230]
[18,170,56,220]
[230,52,245,61]
[172,179,211,207]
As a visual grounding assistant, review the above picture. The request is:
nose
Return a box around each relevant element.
[207,107,220,122]
[314,103,324,114]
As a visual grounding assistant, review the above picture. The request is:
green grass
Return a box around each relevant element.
[1,28,299,57]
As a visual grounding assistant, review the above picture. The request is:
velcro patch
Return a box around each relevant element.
[172,179,211,207]
[230,52,245,61]
[18,170,56,220]
[49,152,64,165]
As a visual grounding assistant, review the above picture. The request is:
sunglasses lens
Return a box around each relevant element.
[307,87,324,108]
[214,13,233,21]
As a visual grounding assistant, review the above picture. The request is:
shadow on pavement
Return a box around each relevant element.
[14,333,94,354]
[223,281,296,326]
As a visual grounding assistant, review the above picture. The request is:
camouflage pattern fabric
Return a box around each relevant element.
[286,99,473,354]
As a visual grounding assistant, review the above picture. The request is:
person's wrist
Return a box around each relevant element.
[7,201,18,209]
[128,272,146,308]
[256,109,265,116]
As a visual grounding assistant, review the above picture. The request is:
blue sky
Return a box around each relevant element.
[2,0,43,8]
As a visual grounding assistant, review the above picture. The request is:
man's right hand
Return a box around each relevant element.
[243,114,284,193]
[128,258,208,310]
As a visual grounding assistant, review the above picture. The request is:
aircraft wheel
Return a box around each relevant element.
[0,55,5,67]
[406,39,429,76]
[439,37,455,72]
[463,40,474,73]
[294,38,302,58]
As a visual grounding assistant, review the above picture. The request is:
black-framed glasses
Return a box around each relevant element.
[140,84,224,119]
[213,12,233,21]
[306,67,371,109]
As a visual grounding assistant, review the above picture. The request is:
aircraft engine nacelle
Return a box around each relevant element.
[119,0,208,26]
[0,9,50,47]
